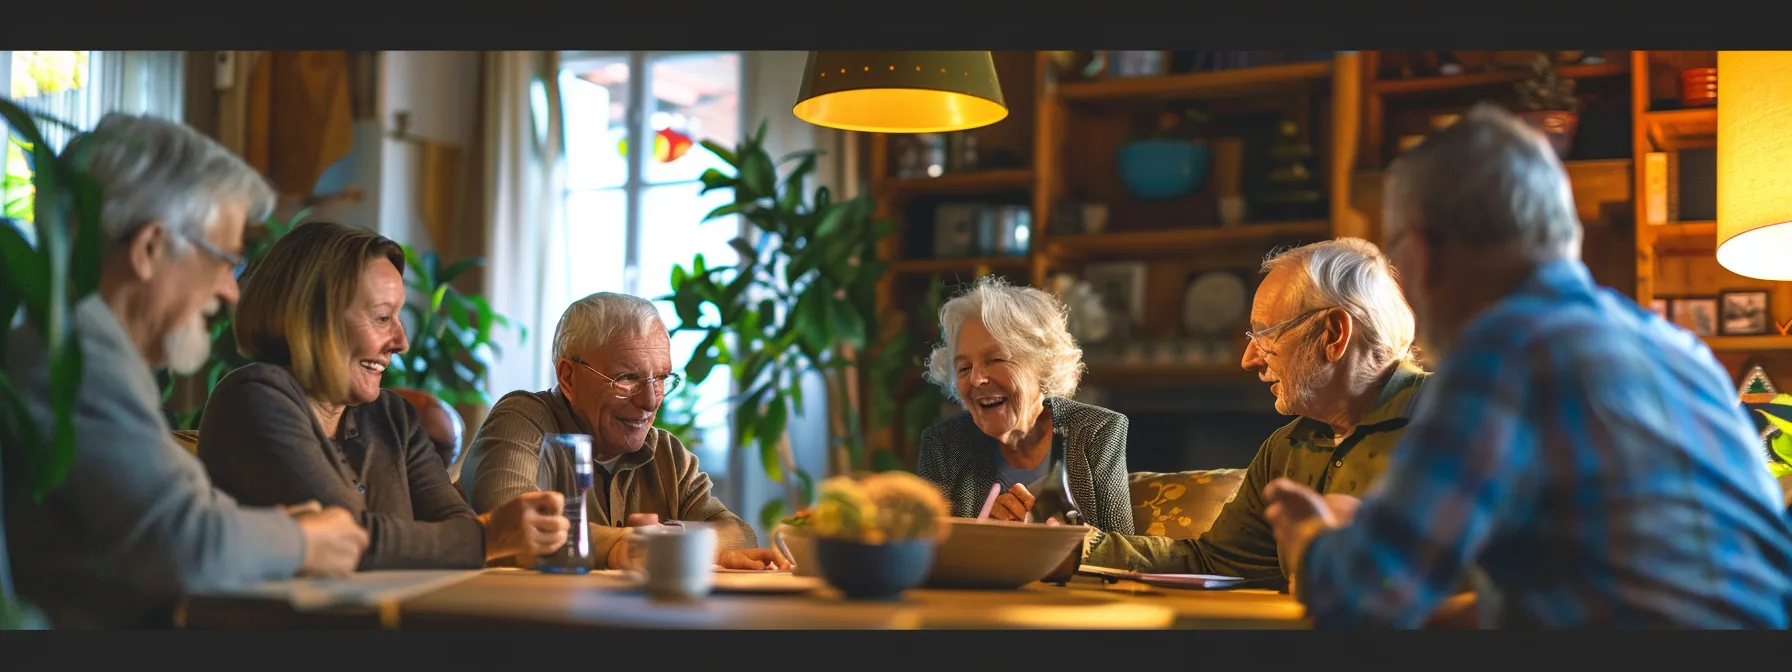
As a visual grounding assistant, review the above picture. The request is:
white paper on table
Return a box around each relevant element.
[201,570,485,611]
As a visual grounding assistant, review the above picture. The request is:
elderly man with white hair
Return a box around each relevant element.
[1080,238,1434,587]
[1264,104,1792,628]
[462,291,787,571]
[917,275,1135,534]
[4,113,369,629]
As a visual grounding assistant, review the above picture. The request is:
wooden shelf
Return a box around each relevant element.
[1646,221,1717,253]
[882,169,1034,198]
[1056,61,1334,103]
[1369,63,1629,96]
[889,256,1030,276]
[1706,336,1792,353]
[1643,107,1716,152]
[1046,220,1330,259]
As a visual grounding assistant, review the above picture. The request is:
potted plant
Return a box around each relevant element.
[1,98,107,629]
[806,471,950,600]
[1513,52,1581,159]
[662,120,944,534]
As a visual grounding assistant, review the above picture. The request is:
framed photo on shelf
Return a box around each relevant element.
[1082,262,1148,325]
[1719,290,1771,336]
[1669,296,1719,338]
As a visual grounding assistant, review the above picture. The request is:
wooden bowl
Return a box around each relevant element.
[923,518,1090,589]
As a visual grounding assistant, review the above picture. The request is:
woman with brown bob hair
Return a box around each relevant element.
[197,220,569,569]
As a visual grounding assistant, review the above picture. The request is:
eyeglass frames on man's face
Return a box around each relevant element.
[568,356,683,399]
[123,221,248,278]
[1244,307,1332,350]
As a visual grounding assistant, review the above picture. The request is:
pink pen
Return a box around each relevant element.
[975,482,1003,520]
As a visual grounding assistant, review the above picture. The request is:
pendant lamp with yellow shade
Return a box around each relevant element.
[792,51,1008,134]
[1716,51,1792,281]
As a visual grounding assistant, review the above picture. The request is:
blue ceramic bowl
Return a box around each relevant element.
[815,538,936,600]
[1117,139,1211,200]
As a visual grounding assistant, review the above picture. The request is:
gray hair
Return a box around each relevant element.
[551,292,666,361]
[1261,238,1417,365]
[924,276,1084,401]
[1385,103,1580,260]
[67,112,275,253]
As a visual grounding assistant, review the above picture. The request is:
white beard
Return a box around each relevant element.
[163,302,217,375]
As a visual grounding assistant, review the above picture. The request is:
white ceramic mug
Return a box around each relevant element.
[639,522,717,601]
[770,524,818,577]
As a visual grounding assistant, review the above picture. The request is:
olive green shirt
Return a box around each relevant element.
[1083,361,1430,581]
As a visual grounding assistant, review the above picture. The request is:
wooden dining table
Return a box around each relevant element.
[179,568,1309,630]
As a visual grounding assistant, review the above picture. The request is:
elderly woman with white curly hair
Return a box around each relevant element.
[916,276,1135,534]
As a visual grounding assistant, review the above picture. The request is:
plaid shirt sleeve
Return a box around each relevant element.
[1293,328,1540,628]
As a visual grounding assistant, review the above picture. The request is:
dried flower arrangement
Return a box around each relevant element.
[1514,52,1581,114]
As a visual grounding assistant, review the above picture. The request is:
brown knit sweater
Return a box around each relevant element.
[459,388,755,568]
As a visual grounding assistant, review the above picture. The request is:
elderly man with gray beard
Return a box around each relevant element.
[1081,238,1435,585]
[4,113,368,629]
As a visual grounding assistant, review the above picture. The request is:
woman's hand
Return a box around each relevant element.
[483,490,570,562]
[989,483,1036,522]
[717,548,792,571]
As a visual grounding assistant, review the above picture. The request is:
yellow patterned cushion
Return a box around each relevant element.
[171,430,200,456]
[1127,469,1248,539]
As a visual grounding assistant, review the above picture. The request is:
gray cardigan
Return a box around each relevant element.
[4,297,304,628]
[198,363,486,570]
[916,396,1135,535]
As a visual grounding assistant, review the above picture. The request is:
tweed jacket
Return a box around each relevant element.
[917,396,1134,534]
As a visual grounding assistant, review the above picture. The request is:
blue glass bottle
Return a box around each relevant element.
[537,433,593,574]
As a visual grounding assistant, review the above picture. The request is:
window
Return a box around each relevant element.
[552,51,744,494]
[3,51,187,233]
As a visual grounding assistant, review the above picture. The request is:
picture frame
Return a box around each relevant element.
[1649,298,1669,320]
[1669,296,1719,338]
[1720,290,1772,336]
[1082,262,1148,326]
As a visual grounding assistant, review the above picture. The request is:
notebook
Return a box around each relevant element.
[1077,565,1251,590]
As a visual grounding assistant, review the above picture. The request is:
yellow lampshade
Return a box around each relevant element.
[792,51,1008,134]
[1716,51,1792,281]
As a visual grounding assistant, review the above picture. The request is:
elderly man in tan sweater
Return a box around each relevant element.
[461,291,785,570]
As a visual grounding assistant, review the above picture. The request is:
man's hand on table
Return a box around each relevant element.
[606,513,792,571]
[1262,478,1343,585]
[484,490,571,562]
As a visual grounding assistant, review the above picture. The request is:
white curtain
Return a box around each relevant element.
[481,51,565,400]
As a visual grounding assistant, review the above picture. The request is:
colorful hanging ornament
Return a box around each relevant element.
[616,127,698,164]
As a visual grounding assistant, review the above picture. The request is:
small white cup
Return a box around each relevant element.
[638,522,717,601]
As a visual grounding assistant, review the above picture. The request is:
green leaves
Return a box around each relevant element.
[378,244,522,408]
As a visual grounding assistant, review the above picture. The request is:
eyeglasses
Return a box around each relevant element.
[568,356,683,399]
[1245,307,1333,348]
[120,221,248,278]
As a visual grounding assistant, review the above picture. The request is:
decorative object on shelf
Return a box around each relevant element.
[1715,51,1792,282]
[1720,290,1772,336]
[1679,67,1718,108]
[1109,51,1168,78]
[1650,298,1669,320]
[793,51,1007,133]
[1051,273,1112,346]
[1257,120,1324,221]
[932,203,983,258]
[1578,51,1608,65]
[1116,109,1212,201]
[947,132,980,172]
[1513,53,1582,159]
[1670,296,1719,337]
[914,134,949,178]
[1182,271,1250,364]
[808,471,950,600]
[979,205,1032,257]
[1083,262,1149,327]
[1739,359,1779,403]
[1436,50,1466,76]
[1212,136,1247,227]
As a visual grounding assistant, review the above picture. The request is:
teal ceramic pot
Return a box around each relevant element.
[1117,139,1211,200]
[815,537,935,600]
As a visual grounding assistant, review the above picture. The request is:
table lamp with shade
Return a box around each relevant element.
[792,51,1007,133]
[1716,51,1792,281]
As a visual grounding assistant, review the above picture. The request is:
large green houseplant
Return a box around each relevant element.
[378,247,526,409]
[0,98,105,629]
[661,121,944,532]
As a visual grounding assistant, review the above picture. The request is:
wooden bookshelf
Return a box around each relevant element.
[1369,62,1628,96]
[882,169,1034,199]
[1046,220,1329,259]
[1056,61,1334,103]
[888,256,1029,276]
[1642,107,1716,151]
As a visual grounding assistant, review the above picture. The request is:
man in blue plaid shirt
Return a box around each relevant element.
[1264,104,1792,628]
